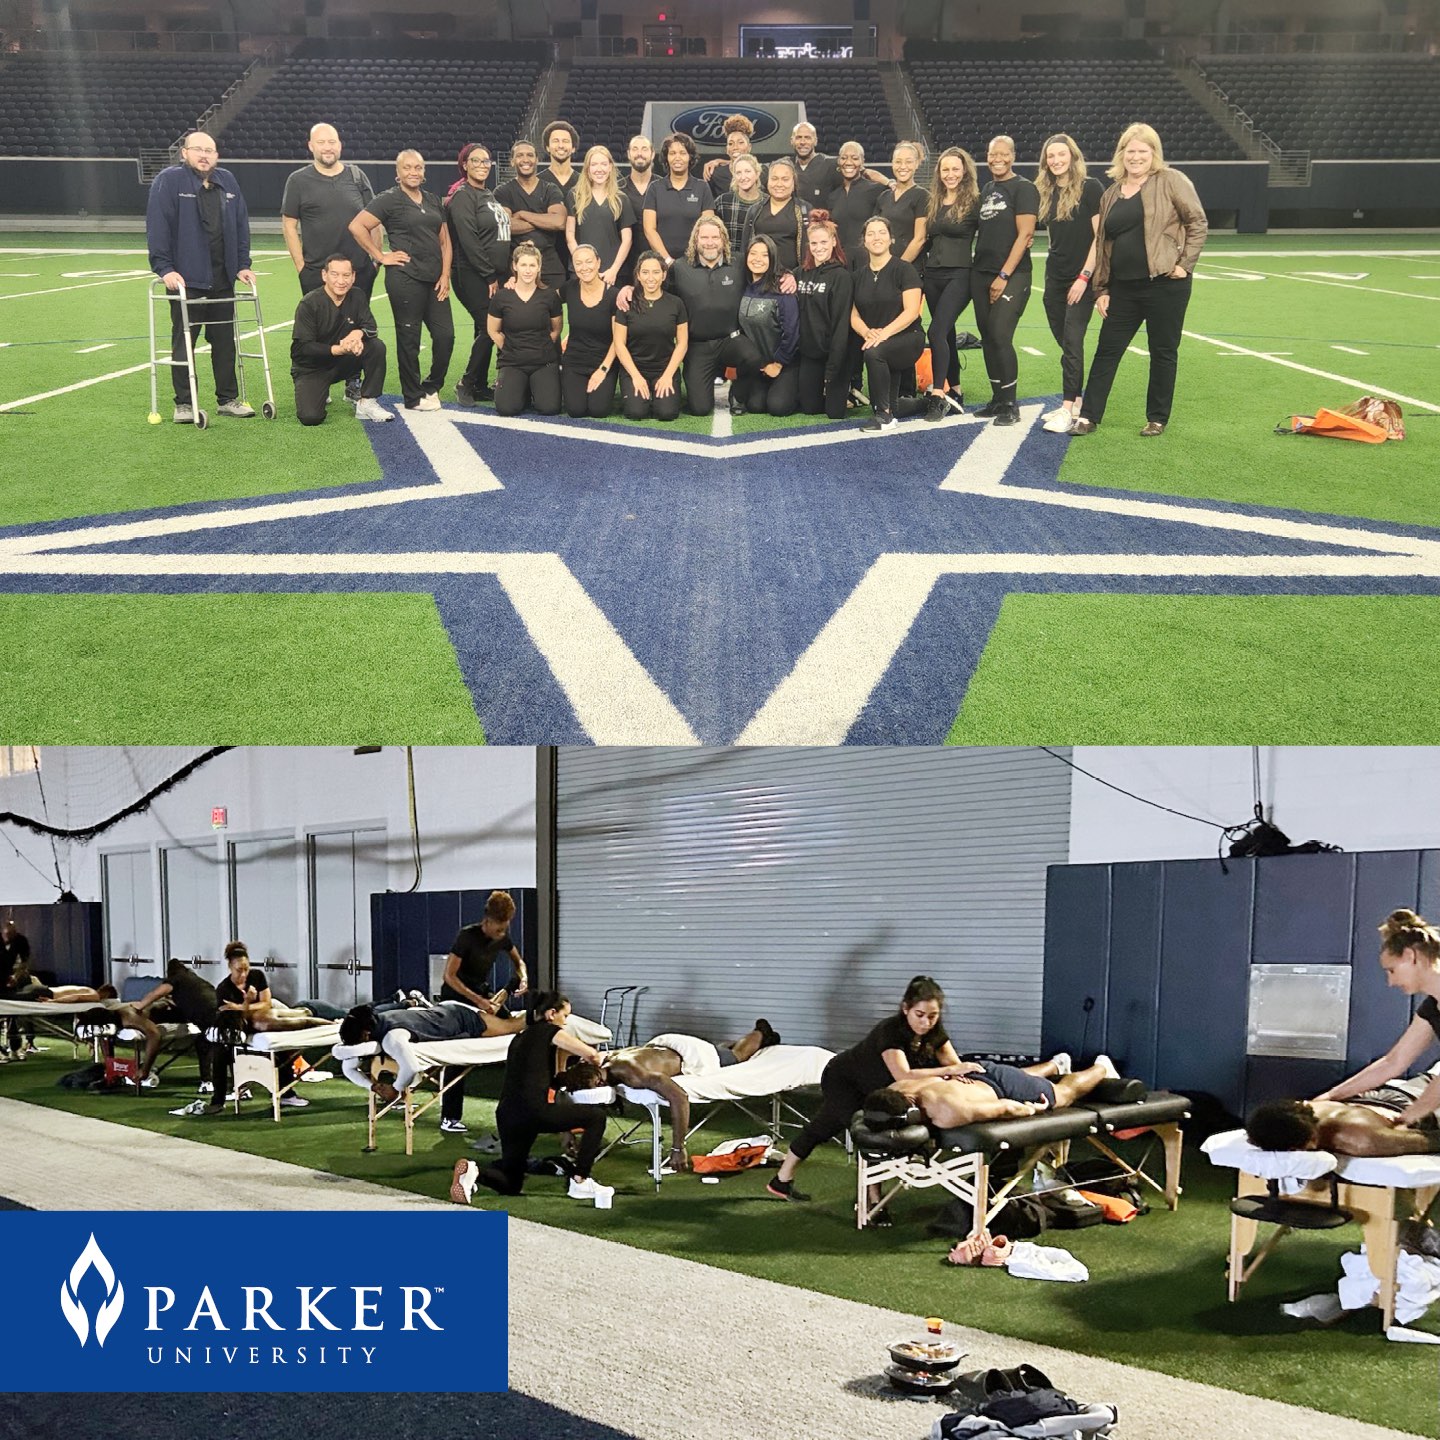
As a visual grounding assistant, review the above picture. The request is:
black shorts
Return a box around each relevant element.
[974,1061,1057,1108]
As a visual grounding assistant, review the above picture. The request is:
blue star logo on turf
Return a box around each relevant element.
[2,403,1439,742]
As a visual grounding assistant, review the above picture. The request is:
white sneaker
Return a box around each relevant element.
[450,1158,479,1205]
[173,403,194,424]
[216,399,256,418]
[355,398,394,422]
[1051,1052,1072,1076]
[197,1081,215,1095]
[279,1094,309,1108]
[1095,1053,1120,1080]
[415,392,442,411]
[407,989,432,1007]
[139,1073,159,1088]
[439,1117,468,1135]
[1043,410,1077,434]
[1040,406,1070,423]
[568,1176,615,1208]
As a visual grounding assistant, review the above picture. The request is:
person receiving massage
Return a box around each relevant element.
[867,1053,1119,1130]
[553,1019,782,1174]
[1257,907,1440,1149]
[766,975,970,1201]
[337,994,527,1129]
[451,991,613,1205]
[1246,1084,1440,1159]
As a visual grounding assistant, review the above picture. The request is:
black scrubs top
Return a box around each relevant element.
[853,255,923,335]
[1044,176,1104,282]
[488,284,562,367]
[562,279,616,371]
[364,186,445,284]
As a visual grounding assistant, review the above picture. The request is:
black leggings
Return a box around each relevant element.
[923,266,973,393]
[451,267,496,392]
[683,333,764,415]
[620,368,683,421]
[736,363,799,417]
[384,268,454,406]
[495,1095,607,1190]
[797,355,849,419]
[970,269,1032,405]
[861,329,925,417]
[789,1060,867,1162]
[495,361,561,417]
[561,358,617,418]
[1041,270,1097,402]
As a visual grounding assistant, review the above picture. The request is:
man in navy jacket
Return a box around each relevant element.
[146,131,257,422]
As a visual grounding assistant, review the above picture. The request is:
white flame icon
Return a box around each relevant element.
[59,1233,125,1347]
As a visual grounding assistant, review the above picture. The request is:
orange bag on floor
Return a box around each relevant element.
[1077,1189,1139,1223]
[914,350,933,392]
[1277,395,1404,443]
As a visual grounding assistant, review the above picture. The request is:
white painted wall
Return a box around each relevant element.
[0,746,538,906]
[1067,746,1440,863]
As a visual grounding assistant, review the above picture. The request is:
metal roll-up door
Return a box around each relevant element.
[555,748,1071,1054]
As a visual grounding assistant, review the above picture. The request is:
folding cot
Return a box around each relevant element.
[216,1021,344,1120]
[1203,1129,1440,1331]
[0,997,198,1087]
[853,1090,1191,1231]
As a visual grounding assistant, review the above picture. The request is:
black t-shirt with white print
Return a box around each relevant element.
[973,175,1039,277]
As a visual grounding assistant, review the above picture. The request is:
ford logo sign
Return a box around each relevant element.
[671,105,781,147]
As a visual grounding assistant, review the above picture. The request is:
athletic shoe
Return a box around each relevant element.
[407,989,432,1006]
[415,392,442,411]
[1095,1052,1120,1080]
[279,1094,309,1108]
[973,399,1003,418]
[847,386,867,410]
[923,392,950,424]
[450,1158,479,1205]
[1067,418,1096,435]
[728,394,746,416]
[567,1176,615,1207]
[1040,406,1069,424]
[1051,1052,1072,1076]
[472,385,495,402]
[860,412,899,435]
[1043,410,1077,434]
[170,1098,209,1117]
[393,989,408,1005]
[138,1073,159,1088]
[440,1117,469,1135]
[454,381,477,407]
[344,375,363,404]
[196,1081,215,1095]
[765,1177,811,1201]
[1140,420,1167,437]
[216,399,256,418]
[354,398,394,422]
[173,403,194,424]
[991,403,1021,426]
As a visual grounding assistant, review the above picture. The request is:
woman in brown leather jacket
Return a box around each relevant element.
[1068,123,1207,437]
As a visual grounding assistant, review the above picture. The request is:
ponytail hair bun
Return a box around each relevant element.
[1379,908,1440,960]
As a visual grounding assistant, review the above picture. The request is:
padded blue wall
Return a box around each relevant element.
[1043,849,1435,1118]
[0,902,103,986]
[371,887,538,998]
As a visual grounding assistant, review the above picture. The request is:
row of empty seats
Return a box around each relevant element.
[557,59,896,165]
[0,52,247,157]
[223,55,542,160]
[906,50,1244,163]
[1199,55,1440,159]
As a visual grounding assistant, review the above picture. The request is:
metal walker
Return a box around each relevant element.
[147,276,277,428]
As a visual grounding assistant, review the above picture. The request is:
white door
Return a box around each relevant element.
[308,826,387,1009]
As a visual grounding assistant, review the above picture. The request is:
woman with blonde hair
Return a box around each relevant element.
[565,145,635,285]
[1035,133,1104,433]
[1311,909,1440,1129]
[921,145,980,422]
[876,141,930,266]
[1068,123,1207,437]
[486,239,563,416]
[714,153,765,253]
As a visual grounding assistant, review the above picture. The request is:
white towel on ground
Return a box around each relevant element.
[1005,1242,1089,1284]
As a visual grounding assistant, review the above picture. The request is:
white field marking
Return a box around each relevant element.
[1219,351,1292,357]
[0,320,292,413]
[1294,271,1368,281]
[937,403,1041,492]
[0,272,38,278]
[738,549,1440,745]
[1182,328,1440,413]
[396,404,502,493]
[1021,345,1045,356]
[60,269,154,279]
[439,405,938,459]
[75,343,114,354]
[0,273,159,302]
[1331,345,1369,356]
[1127,346,1149,357]
[1196,267,1267,281]
[710,404,733,438]
[1229,268,1440,304]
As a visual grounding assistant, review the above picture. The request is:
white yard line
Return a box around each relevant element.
[1183,328,1440,413]
[74,343,114,354]
[1223,267,1440,304]
[0,273,162,302]
[1332,345,1369,356]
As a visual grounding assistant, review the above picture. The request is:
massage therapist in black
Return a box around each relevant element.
[441,889,529,1011]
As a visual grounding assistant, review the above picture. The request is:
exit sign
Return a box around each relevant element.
[211,807,228,829]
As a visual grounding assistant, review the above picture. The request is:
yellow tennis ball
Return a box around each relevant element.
[147,412,163,425]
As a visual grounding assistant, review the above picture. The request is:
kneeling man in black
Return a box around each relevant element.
[290,254,390,424]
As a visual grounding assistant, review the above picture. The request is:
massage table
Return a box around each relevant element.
[570,1043,836,1191]
[0,997,199,1087]
[332,1011,611,1154]
[1202,1129,1440,1331]
[213,1021,344,1120]
[854,1091,1191,1232]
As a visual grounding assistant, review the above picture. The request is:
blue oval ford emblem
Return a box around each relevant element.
[672,105,781,147]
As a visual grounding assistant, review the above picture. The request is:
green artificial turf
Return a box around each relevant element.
[0,593,486,742]
[2,1046,1433,1434]
[948,594,1440,745]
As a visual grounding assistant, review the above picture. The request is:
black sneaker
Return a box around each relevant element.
[454,381,477,407]
[924,392,949,423]
[344,376,363,404]
[991,403,1021,426]
[860,411,899,435]
[728,394,746,417]
[974,399,1003,418]
[766,1177,811,1201]
[473,385,495,402]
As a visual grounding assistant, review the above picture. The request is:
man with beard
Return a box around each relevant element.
[494,140,567,288]
[619,134,657,286]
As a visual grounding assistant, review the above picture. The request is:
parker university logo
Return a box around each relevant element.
[11,1211,503,1394]
[60,1233,125,1348]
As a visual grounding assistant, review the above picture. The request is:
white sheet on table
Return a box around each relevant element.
[613,1044,833,1108]
[1204,1127,1440,1188]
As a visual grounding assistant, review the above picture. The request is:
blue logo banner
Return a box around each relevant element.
[1,1211,506,1393]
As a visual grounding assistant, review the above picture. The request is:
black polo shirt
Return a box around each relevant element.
[642,175,712,259]
[667,259,742,342]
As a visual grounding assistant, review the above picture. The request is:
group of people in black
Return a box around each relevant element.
[283,114,1207,436]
